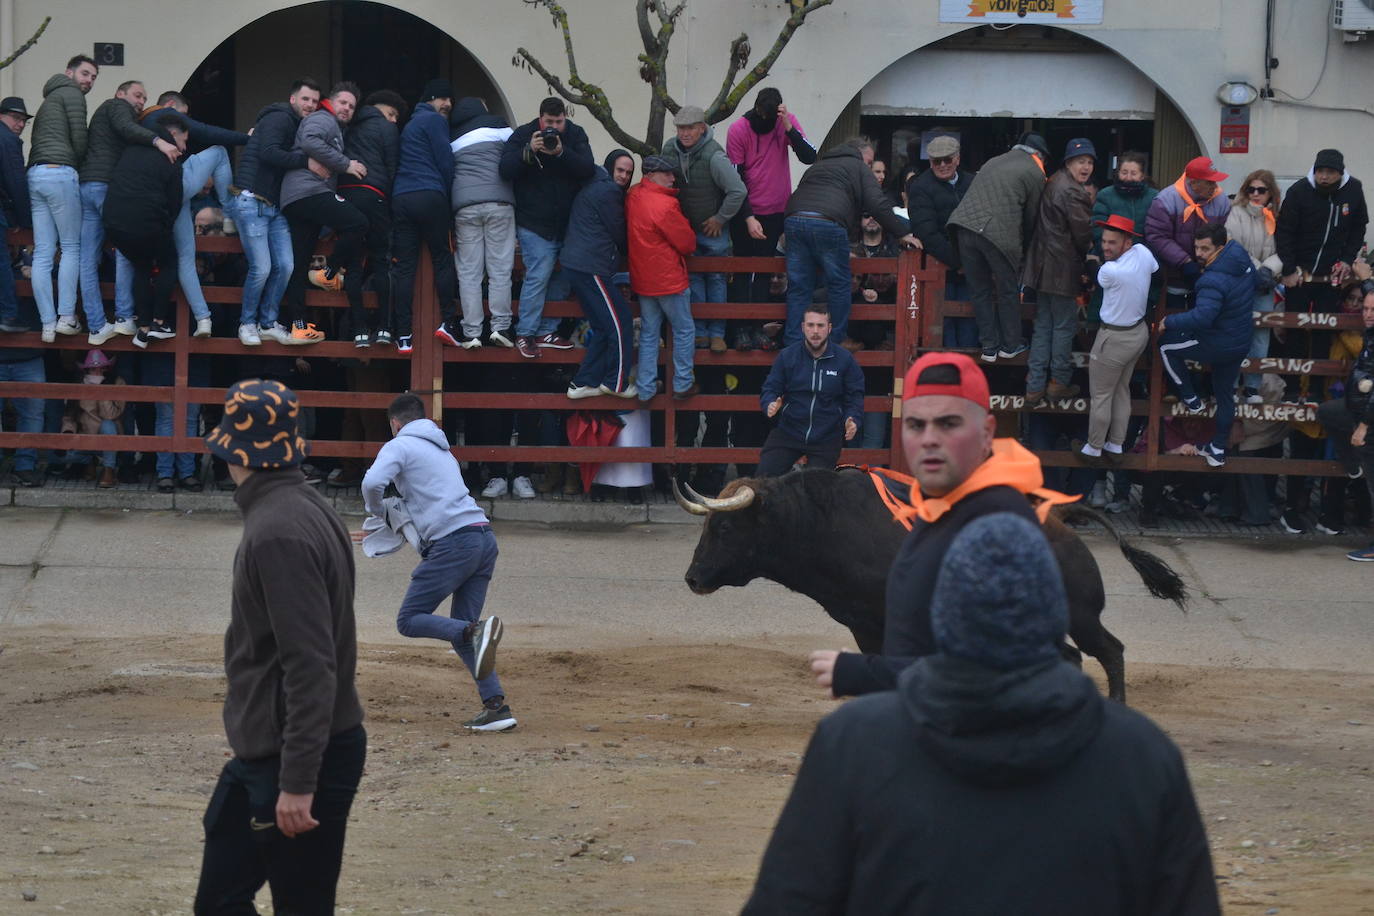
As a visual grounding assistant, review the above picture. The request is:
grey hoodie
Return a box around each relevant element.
[278,105,352,210]
[361,419,488,544]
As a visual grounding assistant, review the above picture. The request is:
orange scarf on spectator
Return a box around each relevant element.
[1172,175,1221,224]
[1262,206,1276,235]
[868,439,1079,530]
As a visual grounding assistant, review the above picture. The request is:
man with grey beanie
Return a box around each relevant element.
[744,513,1219,915]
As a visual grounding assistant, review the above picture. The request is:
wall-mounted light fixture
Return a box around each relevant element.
[1217,81,1260,106]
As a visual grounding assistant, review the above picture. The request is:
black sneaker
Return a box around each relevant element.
[469,616,503,681]
[1181,395,1205,414]
[15,468,42,488]
[396,335,414,354]
[980,347,998,363]
[462,704,517,732]
[1280,508,1307,535]
[132,329,151,349]
[998,343,1028,360]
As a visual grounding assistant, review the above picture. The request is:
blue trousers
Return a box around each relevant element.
[784,215,852,345]
[567,268,634,392]
[0,355,44,470]
[395,525,503,703]
[1159,329,1245,452]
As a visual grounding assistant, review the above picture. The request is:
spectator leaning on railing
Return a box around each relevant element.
[1317,284,1374,561]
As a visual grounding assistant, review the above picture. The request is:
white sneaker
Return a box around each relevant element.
[599,383,639,399]
[481,477,508,498]
[238,324,262,346]
[1088,480,1108,509]
[194,316,213,338]
[512,476,536,499]
[113,318,138,336]
[54,316,83,336]
[87,322,118,345]
[41,324,56,343]
[260,323,292,345]
[567,384,602,400]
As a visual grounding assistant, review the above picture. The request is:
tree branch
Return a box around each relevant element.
[515,48,592,107]
[0,15,50,71]
[635,0,659,57]
[708,0,835,123]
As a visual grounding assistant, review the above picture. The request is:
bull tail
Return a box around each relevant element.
[1056,504,1189,612]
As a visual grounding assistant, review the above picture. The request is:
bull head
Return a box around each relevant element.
[672,478,755,515]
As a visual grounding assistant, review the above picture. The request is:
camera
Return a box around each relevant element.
[539,126,560,146]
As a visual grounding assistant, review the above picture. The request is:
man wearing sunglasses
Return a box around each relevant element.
[907,136,976,349]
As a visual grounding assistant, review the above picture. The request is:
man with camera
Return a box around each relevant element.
[499,97,595,358]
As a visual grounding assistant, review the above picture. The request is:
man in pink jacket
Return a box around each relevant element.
[726,88,817,337]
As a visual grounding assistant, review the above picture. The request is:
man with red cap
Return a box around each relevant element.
[1077,214,1159,464]
[1145,156,1230,308]
[810,351,1076,697]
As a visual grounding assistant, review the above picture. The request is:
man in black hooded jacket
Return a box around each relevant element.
[340,89,405,344]
[743,512,1219,916]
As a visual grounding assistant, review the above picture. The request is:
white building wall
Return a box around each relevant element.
[3,0,1373,196]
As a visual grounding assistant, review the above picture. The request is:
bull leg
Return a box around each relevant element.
[1072,623,1127,704]
[849,623,885,655]
[1059,641,1083,668]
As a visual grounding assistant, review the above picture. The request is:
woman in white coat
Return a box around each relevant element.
[1225,169,1284,403]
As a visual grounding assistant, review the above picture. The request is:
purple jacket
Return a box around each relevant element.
[1144,183,1230,284]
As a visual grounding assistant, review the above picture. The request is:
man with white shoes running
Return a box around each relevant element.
[358,393,515,731]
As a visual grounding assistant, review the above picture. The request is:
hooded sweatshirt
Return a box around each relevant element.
[1275,167,1368,277]
[27,74,89,168]
[449,97,514,212]
[361,418,488,544]
[743,656,1219,915]
[726,109,816,215]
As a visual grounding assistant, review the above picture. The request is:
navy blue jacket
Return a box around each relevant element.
[393,102,454,198]
[499,118,595,241]
[761,339,865,445]
[560,166,626,277]
[0,128,30,227]
[1166,240,1256,356]
[234,102,307,206]
[141,105,248,154]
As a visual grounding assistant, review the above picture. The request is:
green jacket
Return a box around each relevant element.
[660,125,746,227]
[79,97,158,184]
[1088,182,1160,322]
[946,145,1046,269]
[27,74,89,168]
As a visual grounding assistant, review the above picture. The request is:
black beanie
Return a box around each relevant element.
[1314,148,1345,172]
[1018,132,1049,159]
[420,78,454,103]
[929,513,1068,671]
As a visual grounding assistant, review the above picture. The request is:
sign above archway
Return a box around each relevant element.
[939,0,1104,24]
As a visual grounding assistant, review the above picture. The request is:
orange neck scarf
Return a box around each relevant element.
[1173,175,1219,224]
[1031,152,1046,178]
[871,439,1079,530]
[1262,207,1276,235]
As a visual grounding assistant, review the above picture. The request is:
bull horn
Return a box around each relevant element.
[671,478,710,516]
[683,479,756,513]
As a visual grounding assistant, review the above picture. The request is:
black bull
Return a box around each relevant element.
[676,469,1188,703]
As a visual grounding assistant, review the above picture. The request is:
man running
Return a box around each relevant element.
[358,393,515,731]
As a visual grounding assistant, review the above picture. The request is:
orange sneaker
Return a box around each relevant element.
[308,268,344,291]
[288,322,325,344]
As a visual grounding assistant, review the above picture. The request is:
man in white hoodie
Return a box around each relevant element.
[359,393,515,731]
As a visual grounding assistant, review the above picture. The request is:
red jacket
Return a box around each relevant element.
[626,179,697,296]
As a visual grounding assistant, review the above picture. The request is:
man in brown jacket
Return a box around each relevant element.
[1024,138,1096,406]
[194,378,366,915]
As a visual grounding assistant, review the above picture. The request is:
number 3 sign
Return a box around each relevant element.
[93,43,124,67]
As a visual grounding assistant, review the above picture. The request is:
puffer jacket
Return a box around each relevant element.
[448,97,513,212]
[1021,169,1093,298]
[947,144,1046,268]
[233,102,307,207]
[1145,179,1230,282]
[1344,325,1374,424]
[27,74,88,168]
[393,102,454,198]
[1225,201,1283,276]
[560,166,626,277]
[499,117,596,241]
[339,104,398,198]
[278,102,351,209]
[906,167,973,270]
[79,98,158,184]
[1275,169,1369,277]
[1165,239,1256,356]
[102,121,183,240]
[785,145,908,241]
[659,125,746,227]
[625,179,697,297]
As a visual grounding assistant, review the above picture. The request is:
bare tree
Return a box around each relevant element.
[513,0,834,157]
[0,16,51,72]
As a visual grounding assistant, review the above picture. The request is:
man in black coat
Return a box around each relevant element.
[0,96,32,334]
[744,512,1219,916]
[1318,285,1374,561]
[339,89,405,345]
[906,136,977,348]
[103,115,189,348]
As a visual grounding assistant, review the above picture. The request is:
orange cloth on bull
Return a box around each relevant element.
[1171,175,1222,224]
[885,438,1079,528]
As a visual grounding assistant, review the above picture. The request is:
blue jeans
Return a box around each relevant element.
[1159,328,1245,452]
[1243,290,1276,391]
[942,274,979,348]
[395,526,503,703]
[690,230,731,340]
[0,355,44,470]
[155,401,201,478]
[28,165,82,325]
[69,417,118,468]
[78,182,135,325]
[515,228,566,339]
[784,215,852,345]
[637,289,695,399]
[1026,292,1079,392]
[173,147,231,322]
[233,193,293,328]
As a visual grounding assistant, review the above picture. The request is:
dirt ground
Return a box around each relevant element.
[2,629,1373,915]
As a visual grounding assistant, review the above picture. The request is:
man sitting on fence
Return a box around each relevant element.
[757,306,864,476]
[1158,222,1256,469]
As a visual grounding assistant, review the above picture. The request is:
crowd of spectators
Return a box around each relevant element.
[3,52,1374,532]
